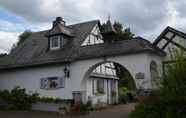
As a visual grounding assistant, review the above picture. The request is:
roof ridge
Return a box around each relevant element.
[30,30,49,34]
[67,19,100,27]
[21,20,99,34]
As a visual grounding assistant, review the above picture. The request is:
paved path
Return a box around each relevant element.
[0,103,136,118]
[69,103,136,118]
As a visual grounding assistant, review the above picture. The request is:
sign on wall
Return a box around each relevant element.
[135,72,145,79]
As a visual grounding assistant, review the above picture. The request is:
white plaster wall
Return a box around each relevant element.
[0,52,163,103]
[147,53,164,89]
[107,53,151,89]
[71,52,158,102]
[73,53,150,90]
[0,65,73,99]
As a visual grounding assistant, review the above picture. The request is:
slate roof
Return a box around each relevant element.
[0,19,165,70]
[77,37,165,60]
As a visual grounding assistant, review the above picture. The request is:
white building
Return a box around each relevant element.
[0,17,166,107]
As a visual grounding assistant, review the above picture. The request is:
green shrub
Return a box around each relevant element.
[161,51,186,102]
[38,97,73,104]
[130,98,186,118]
[0,86,39,110]
[130,51,186,118]
[0,87,73,110]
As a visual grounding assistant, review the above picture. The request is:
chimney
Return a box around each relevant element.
[53,17,66,27]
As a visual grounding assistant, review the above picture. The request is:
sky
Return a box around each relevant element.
[0,0,186,53]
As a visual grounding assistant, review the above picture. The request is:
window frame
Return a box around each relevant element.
[50,35,61,50]
[40,76,65,90]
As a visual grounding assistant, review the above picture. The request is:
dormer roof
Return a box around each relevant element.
[46,17,74,37]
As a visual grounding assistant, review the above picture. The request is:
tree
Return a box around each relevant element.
[161,50,186,101]
[10,30,32,52]
[17,30,32,46]
[113,21,134,40]
[113,21,123,34]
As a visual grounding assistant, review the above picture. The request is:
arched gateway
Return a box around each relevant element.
[81,61,136,105]
[0,17,165,108]
[70,50,163,105]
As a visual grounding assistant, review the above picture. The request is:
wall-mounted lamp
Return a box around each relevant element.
[64,67,70,78]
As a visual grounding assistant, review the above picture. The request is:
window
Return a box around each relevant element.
[97,79,104,93]
[40,76,65,89]
[50,36,60,50]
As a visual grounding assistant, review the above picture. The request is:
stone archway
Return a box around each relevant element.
[81,61,136,105]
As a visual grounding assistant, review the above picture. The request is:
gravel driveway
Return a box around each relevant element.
[0,103,136,118]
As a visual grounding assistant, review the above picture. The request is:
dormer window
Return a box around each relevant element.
[46,17,74,51]
[50,35,60,50]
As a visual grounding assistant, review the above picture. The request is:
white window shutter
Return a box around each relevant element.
[40,78,47,89]
[59,77,65,88]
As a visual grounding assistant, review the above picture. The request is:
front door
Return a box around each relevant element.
[72,91,82,105]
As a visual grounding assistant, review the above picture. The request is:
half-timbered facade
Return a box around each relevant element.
[153,26,186,75]
[153,26,186,61]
